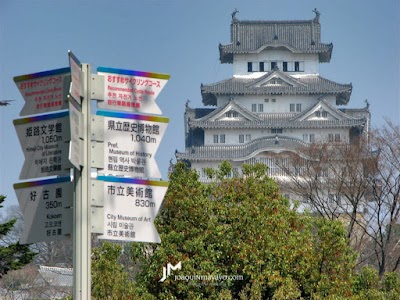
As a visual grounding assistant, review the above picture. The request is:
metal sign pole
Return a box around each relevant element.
[73,63,91,299]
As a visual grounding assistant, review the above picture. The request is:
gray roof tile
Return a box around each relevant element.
[201,72,352,106]
[220,17,332,63]
[176,136,308,161]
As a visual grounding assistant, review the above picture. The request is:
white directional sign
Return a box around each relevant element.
[95,110,169,179]
[68,51,83,104]
[95,176,168,243]
[14,176,73,244]
[13,111,73,179]
[95,67,170,115]
[14,67,70,116]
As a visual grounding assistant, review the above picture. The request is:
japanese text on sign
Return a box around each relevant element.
[14,111,72,179]
[14,177,73,244]
[14,68,70,116]
[96,111,168,178]
[96,67,170,114]
[96,177,168,243]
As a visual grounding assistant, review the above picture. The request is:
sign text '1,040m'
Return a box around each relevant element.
[131,134,156,143]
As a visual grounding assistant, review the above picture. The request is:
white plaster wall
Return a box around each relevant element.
[216,94,337,113]
[204,127,349,146]
[233,49,319,76]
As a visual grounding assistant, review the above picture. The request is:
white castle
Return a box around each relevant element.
[176,10,370,205]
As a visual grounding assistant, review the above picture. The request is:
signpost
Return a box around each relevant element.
[14,68,70,116]
[94,110,169,178]
[94,176,168,243]
[14,176,73,244]
[13,52,170,300]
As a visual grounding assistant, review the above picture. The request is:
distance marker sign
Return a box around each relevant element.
[95,176,168,243]
[14,67,70,116]
[95,110,169,179]
[95,67,170,115]
[13,111,73,179]
[14,176,73,244]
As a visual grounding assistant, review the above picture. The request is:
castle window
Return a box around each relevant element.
[213,135,219,143]
[225,111,238,118]
[316,111,321,117]
[303,134,315,142]
[294,61,304,72]
[258,104,264,112]
[251,104,257,112]
[296,104,302,112]
[246,134,251,142]
[220,134,225,143]
[271,99,276,103]
[247,62,253,72]
[283,61,288,71]
[259,62,265,72]
[290,104,295,112]
[239,134,245,143]
[271,61,277,69]
[264,98,269,102]
[328,133,334,142]
[322,111,328,118]
[295,61,300,71]
[271,128,283,134]
[335,134,341,142]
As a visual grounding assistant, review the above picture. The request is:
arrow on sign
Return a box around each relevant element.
[94,176,168,243]
[94,110,169,179]
[94,67,170,115]
[14,67,71,116]
[13,111,73,179]
[14,176,73,244]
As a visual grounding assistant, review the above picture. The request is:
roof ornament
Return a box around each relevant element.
[231,8,239,22]
[312,8,320,22]
[185,99,191,108]
[364,99,370,109]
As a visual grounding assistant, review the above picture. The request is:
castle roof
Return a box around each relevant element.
[201,70,352,106]
[187,97,367,130]
[176,136,308,161]
[220,13,332,64]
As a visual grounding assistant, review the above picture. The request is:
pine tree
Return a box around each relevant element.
[0,195,35,277]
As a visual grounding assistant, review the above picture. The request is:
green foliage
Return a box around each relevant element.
[91,241,154,300]
[131,162,359,299]
[350,267,400,300]
[89,162,399,299]
[0,195,35,277]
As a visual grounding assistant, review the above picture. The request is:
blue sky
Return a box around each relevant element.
[1,0,399,208]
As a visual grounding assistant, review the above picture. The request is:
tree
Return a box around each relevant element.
[367,120,400,275]
[277,121,400,276]
[129,162,358,299]
[0,204,73,267]
[0,195,35,277]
